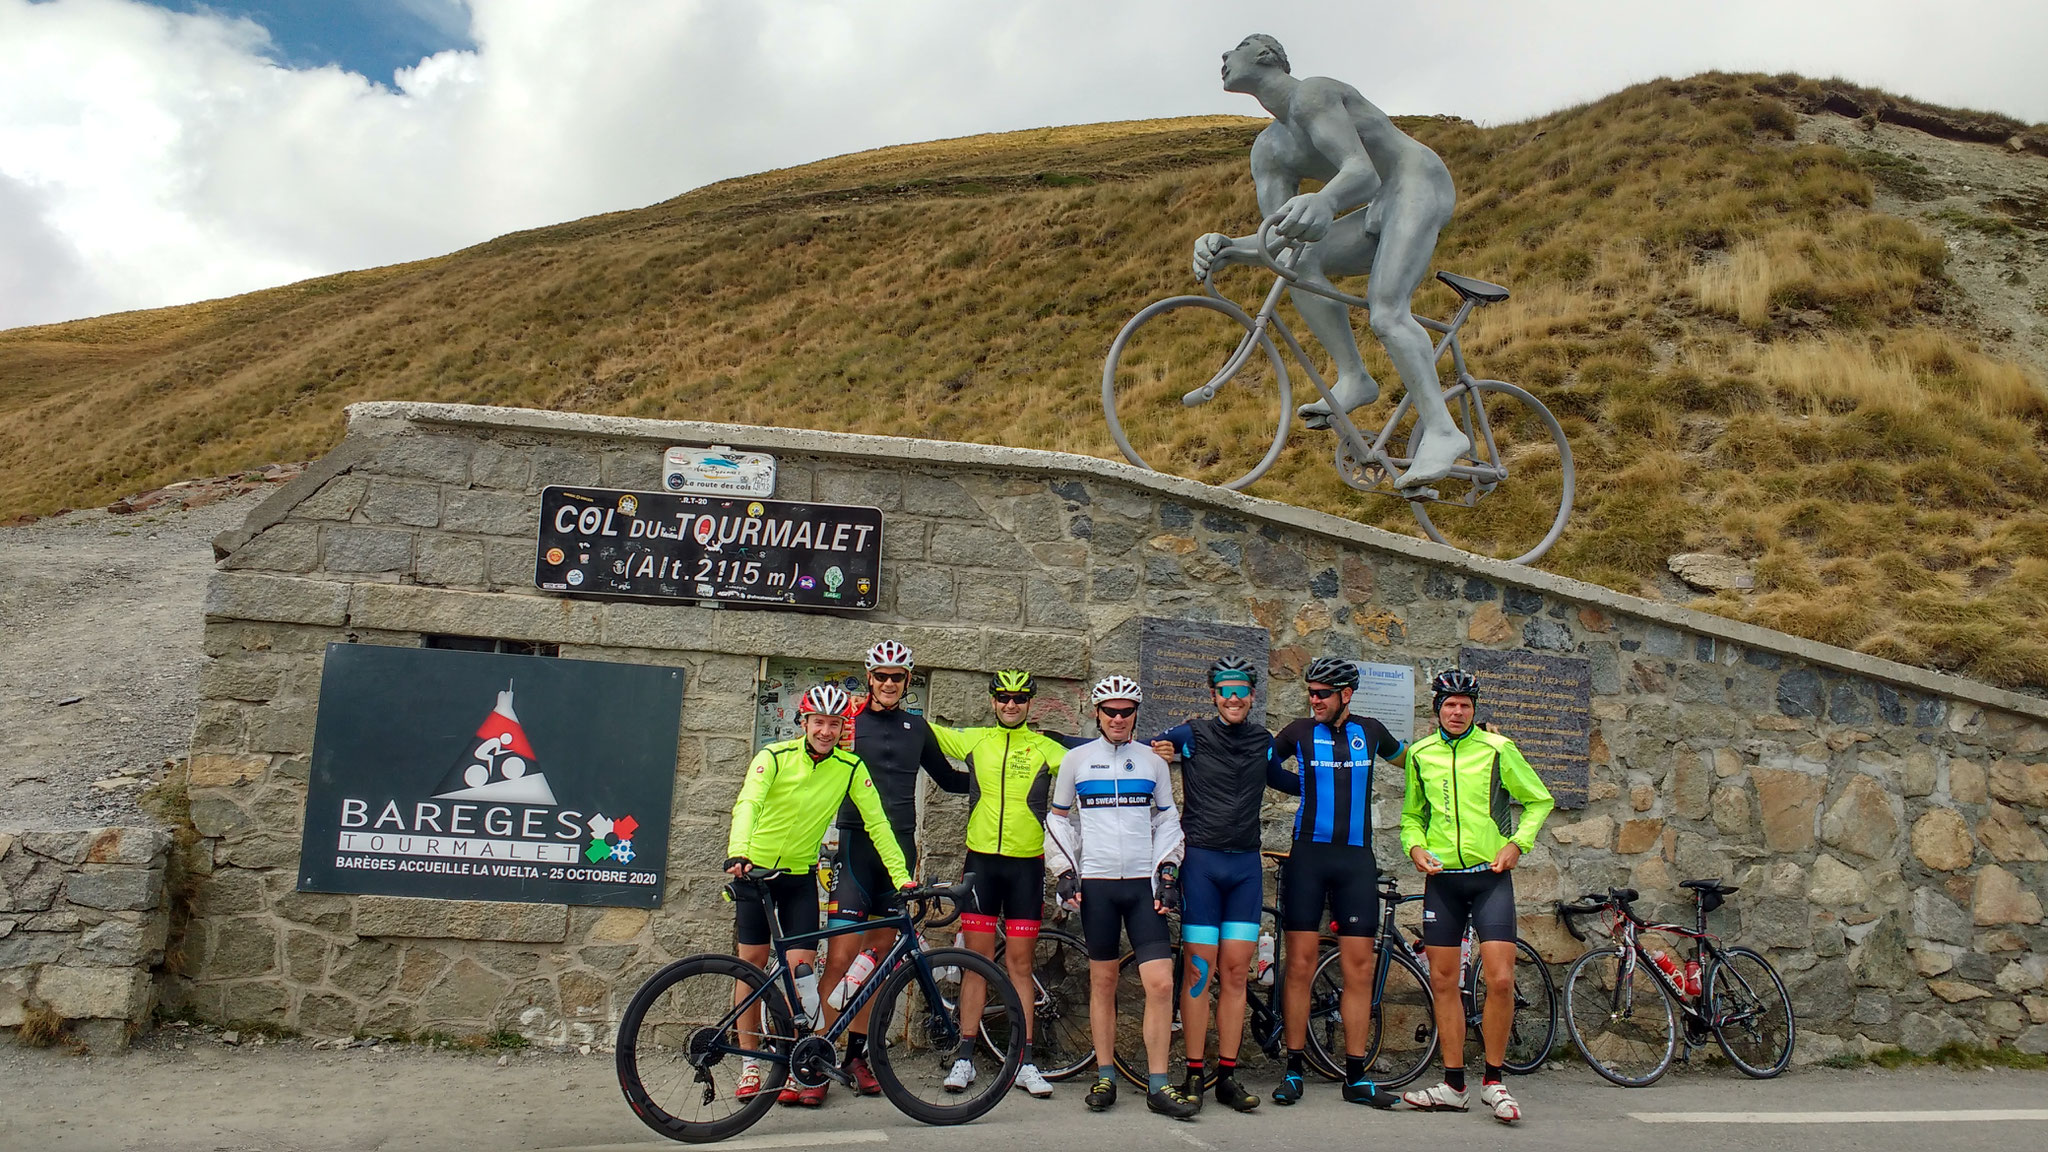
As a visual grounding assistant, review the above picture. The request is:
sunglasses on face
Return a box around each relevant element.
[992,693,1033,705]
[870,670,908,684]
[1214,684,1253,700]
[1306,687,1341,700]
[1098,704,1139,719]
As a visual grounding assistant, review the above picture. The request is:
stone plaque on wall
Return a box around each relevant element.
[1457,647,1592,809]
[1137,617,1271,737]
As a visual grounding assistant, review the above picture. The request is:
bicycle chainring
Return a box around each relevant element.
[1333,437,1390,492]
[790,1034,839,1088]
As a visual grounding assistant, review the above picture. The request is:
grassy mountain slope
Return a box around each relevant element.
[5,74,2047,689]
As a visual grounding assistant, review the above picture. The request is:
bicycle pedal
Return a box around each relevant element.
[1403,486,1439,502]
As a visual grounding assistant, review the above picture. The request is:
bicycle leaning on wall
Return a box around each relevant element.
[1102,211,1575,565]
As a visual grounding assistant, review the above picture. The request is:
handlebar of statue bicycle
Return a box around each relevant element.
[726,867,969,928]
[1196,211,1375,314]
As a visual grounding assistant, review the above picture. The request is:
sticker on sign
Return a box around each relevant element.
[663,445,776,497]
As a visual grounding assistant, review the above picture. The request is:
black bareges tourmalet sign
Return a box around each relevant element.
[535,485,882,609]
[298,644,683,907]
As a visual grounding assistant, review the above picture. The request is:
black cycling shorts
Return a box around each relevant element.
[960,850,1044,930]
[1422,868,1517,947]
[827,827,914,924]
[1079,877,1171,964]
[733,870,820,947]
[1280,840,1380,938]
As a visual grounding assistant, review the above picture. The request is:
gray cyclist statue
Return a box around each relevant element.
[1192,34,1466,490]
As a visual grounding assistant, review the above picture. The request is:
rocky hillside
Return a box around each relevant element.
[2,74,2045,689]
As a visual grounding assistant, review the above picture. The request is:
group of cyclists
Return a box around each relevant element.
[722,639,1556,1124]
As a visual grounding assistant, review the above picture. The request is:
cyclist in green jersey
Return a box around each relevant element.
[725,684,912,1104]
[928,669,1078,1100]
[1397,669,1554,1124]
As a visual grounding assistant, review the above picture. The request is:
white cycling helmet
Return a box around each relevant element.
[865,639,914,671]
[1090,675,1143,706]
[797,684,851,718]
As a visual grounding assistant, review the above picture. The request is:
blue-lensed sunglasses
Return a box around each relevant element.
[1214,684,1253,700]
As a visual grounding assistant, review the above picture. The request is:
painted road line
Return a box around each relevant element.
[551,1130,888,1151]
[1631,1110,2048,1124]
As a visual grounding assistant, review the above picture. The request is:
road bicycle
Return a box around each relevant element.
[977,908,1096,1080]
[1555,879,1795,1086]
[1107,885,1346,1086]
[615,870,1024,1143]
[1368,877,1558,1077]
[1101,212,1575,565]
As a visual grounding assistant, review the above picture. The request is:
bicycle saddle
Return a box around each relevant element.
[1680,878,1739,895]
[1436,271,1510,305]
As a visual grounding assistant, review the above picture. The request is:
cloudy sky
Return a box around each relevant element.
[3,0,2044,331]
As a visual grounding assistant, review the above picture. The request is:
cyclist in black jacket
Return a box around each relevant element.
[810,640,968,1105]
[1150,656,1291,1113]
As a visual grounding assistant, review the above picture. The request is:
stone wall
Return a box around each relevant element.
[175,402,2048,1058]
[1,827,171,1050]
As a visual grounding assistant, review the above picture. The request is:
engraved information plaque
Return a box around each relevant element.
[1457,647,1592,809]
[1137,618,1271,736]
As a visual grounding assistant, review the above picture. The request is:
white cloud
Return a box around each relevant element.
[2,0,2044,330]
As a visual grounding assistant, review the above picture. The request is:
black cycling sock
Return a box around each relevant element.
[1019,1038,1032,1066]
[1483,1062,1505,1085]
[1185,1058,1204,1078]
[1346,1055,1366,1082]
[1217,1056,1237,1072]
[1285,1049,1304,1076]
[845,1032,866,1061]
[954,1036,977,1061]
[1444,1066,1466,1092]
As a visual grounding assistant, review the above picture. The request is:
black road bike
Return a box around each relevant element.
[1556,879,1795,1086]
[616,870,1025,1143]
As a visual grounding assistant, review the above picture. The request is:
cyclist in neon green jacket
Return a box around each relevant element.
[1396,669,1554,1124]
[928,670,1085,1099]
[725,683,912,1103]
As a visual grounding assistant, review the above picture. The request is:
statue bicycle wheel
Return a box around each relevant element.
[1383,378,1575,566]
[1101,294,1292,492]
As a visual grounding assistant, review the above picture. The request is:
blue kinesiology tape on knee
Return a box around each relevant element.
[1182,924,1221,947]
[1189,955,1211,998]
[1220,921,1261,942]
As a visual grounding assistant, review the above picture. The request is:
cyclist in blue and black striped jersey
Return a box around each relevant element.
[1267,656,1406,1109]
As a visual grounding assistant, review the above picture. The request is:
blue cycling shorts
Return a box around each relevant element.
[1180,846,1263,945]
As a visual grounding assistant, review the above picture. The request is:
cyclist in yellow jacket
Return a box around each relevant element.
[1397,669,1554,1124]
[928,669,1080,1100]
[725,684,912,1104]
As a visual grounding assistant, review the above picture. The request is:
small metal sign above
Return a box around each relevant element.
[536,485,882,609]
[664,444,776,497]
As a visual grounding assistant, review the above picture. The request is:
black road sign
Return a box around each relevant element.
[535,486,882,609]
[298,644,683,907]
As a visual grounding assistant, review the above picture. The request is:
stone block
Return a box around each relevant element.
[1821,774,1900,860]
[1949,758,1987,804]
[271,891,351,933]
[348,583,602,644]
[83,828,169,867]
[882,519,927,561]
[415,535,487,587]
[1753,768,1823,852]
[419,957,512,1024]
[983,629,1088,681]
[298,992,361,1038]
[894,566,956,619]
[208,918,278,979]
[930,524,1030,567]
[366,432,472,484]
[248,702,317,755]
[354,896,569,942]
[1988,760,2048,808]
[1244,539,1309,588]
[1899,1010,1977,1053]
[1807,854,1869,906]
[1977,802,2048,862]
[1616,819,1663,855]
[1711,786,1751,835]
[1777,668,1821,718]
[329,939,399,999]
[1089,566,1138,602]
[1023,577,1087,630]
[486,538,536,587]
[957,577,1022,624]
[321,526,414,574]
[188,752,269,789]
[295,475,369,520]
[2020,1025,2048,1055]
[1973,865,2044,926]
[1671,749,1712,821]
[600,601,714,650]
[1745,898,1813,949]
[34,966,150,1021]
[1523,617,1573,651]
[815,469,902,511]
[903,475,979,519]
[359,481,441,527]
[188,794,252,839]
[1851,911,1910,988]
[1912,808,1975,872]
[471,443,533,490]
[63,869,162,912]
[1549,816,1612,849]
[1913,887,1971,945]
[442,489,537,536]
[0,931,69,967]
[1995,955,2048,993]
[206,573,351,626]
[221,980,290,1023]
[221,523,320,573]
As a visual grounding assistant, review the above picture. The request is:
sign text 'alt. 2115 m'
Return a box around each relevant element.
[534,485,883,609]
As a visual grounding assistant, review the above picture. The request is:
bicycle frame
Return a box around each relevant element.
[1571,891,1734,1040]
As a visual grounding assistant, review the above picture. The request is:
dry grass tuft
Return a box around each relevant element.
[17,1001,65,1048]
[3,75,2047,688]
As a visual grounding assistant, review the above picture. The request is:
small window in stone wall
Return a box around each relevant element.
[422,634,561,658]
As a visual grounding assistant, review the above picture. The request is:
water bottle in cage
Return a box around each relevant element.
[1459,933,1473,984]
[1255,932,1276,986]
[828,948,879,1010]
[793,963,821,1026]
[1683,958,1702,999]
[1648,948,1683,987]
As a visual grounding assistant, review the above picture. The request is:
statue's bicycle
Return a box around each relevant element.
[1102,214,1575,565]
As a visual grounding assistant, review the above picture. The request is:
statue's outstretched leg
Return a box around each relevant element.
[1288,220,1382,429]
[1358,208,1466,488]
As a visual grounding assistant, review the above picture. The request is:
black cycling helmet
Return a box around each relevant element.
[1209,656,1258,688]
[1430,668,1481,709]
[1302,656,1359,689]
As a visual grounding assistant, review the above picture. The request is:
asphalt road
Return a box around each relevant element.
[3,1039,2043,1152]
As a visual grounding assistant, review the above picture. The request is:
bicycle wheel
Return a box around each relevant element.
[1102,294,1292,491]
[984,928,1095,1080]
[1290,943,1346,1081]
[867,947,1023,1125]
[1402,378,1574,565]
[1564,946,1677,1087]
[615,954,793,1144]
[1327,944,1437,1089]
[1707,947,1795,1078]
[1470,940,1558,1074]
